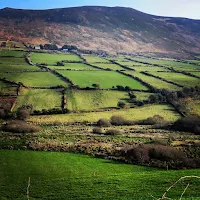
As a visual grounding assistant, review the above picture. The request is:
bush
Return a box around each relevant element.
[172,116,200,134]
[2,120,40,133]
[16,108,30,120]
[117,101,126,108]
[105,129,122,135]
[93,127,103,134]
[97,118,111,127]
[141,115,166,125]
[0,108,6,119]
[110,115,126,126]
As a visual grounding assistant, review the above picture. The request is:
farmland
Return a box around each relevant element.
[49,63,97,70]
[14,88,61,111]
[82,54,110,63]
[58,70,148,89]
[0,72,68,87]
[0,81,17,95]
[94,63,124,70]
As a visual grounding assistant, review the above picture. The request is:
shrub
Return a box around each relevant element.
[97,118,111,127]
[93,127,103,134]
[110,115,126,126]
[16,108,30,120]
[105,129,122,135]
[0,108,5,119]
[2,120,40,133]
[172,116,200,134]
[117,101,126,108]
[141,115,166,125]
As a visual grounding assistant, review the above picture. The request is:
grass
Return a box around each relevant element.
[94,63,124,70]
[0,57,27,65]
[48,63,97,70]
[30,104,180,124]
[132,57,200,71]
[57,71,148,89]
[0,150,200,200]
[125,71,181,91]
[0,81,17,95]
[133,66,170,72]
[134,92,153,101]
[30,53,83,65]
[0,50,25,57]
[0,72,68,87]
[150,72,200,87]
[188,71,200,78]
[65,90,130,111]
[0,64,41,73]
[14,88,62,111]
[82,55,110,63]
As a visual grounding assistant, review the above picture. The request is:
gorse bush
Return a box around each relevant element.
[93,127,103,134]
[110,115,126,126]
[2,120,40,133]
[140,115,166,125]
[105,129,122,136]
[97,118,111,127]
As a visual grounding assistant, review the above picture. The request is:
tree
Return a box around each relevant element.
[117,101,126,108]
[92,84,100,89]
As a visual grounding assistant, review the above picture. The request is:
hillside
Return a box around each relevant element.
[0,6,200,54]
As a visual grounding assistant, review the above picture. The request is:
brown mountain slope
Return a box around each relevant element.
[0,6,200,54]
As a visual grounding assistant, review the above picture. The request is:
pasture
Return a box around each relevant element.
[0,81,17,95]
[0,150,199,200]
[65,90,130,111]
[151,72,200,87]
[30,104,180,124]
[0,72,68,87]
[94,63,125,70]
[82,54,110,63]
[49,63,97,70]
[0,50,25,57]
[125,71,181,90]
[58,70,148,89]
[30,52,83,65]
[0,57,27,65]
[14,88,61,111]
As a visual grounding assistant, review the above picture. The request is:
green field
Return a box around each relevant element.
[125,71,181,90]
[0,50,25,57]
[150,72,200,87]
[0,81,17,95]
[0,64,41,73]
[83,55,110,63]
[0,57,27,65]
[134,92,153,101]
[30,104,180,124]
[117,61,151,67]
[66,90,130,111]
[189,71,200,78]
[48,63,97,70]
[58,71,148,89]
[14,88,61,111]
[132,57,200,71]
[0,72,68,87]
[30,53,83,65]
[95,63,124,70]
[1,150,199,200]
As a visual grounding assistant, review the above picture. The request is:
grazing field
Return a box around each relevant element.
[30,104,180,124]
[0,72,68,87]
[189,71,200,78]
[117,61,151,67]
[95,63,124,70]
[0,50,25,57]
[132,57,200,71]
[0,81,17,95]
[0,57,27,65]
[14,88,61,111]
[125,71,181,90]
[58,70,148,89]
[30,53,83,65]
[150,72,200,87]
[66,90,130,111]
[49,63,97,70]
[0,64,41,72]
[134,91,153,101]
[0,150,199,200]
[82,55,110,63]
[133,66,170,72]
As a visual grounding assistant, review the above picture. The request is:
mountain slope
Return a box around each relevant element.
[0,6,200,54]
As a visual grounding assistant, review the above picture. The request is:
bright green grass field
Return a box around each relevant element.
[0,50,25,57]
[30,53,83,65]
[1,150,200,200]
[0,64,41,73]
[133,66,170,72]
[134,92,153,101]
[83,54,110,63]
[132,57,200,71]
[125,71,181,91]
[0,81,17,95]
[95,63,124,70]
[58,71,148,89]
[0,57,27,65]
[66,90,130,111]
[189,71,200,78]
[118,61,150,67]
[0,72,68,87]
[151,72,200,87]
[14,88,61,111]
[30,104,180,124]
[48,63,97,70]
